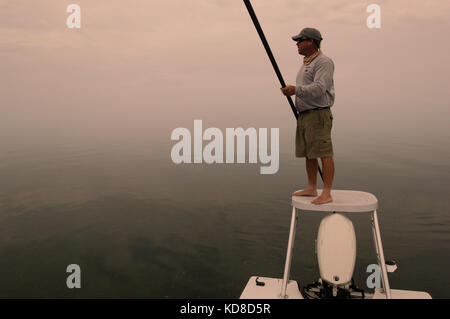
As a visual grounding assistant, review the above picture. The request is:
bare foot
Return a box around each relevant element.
[292,188,318,197]
[311,193,333,205]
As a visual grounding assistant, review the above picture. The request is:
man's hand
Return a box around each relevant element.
[280,85,296,96]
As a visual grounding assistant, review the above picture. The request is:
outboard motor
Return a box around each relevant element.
[302,213,365,299]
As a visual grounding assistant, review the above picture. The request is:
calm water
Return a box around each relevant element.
[0,134,449,298]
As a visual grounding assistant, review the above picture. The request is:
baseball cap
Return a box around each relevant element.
[292,27,323,41]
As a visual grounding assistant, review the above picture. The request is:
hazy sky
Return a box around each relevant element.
[1,0,450,151]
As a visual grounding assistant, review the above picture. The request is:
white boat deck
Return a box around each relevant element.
[240,277,432,299]
[240,277,303,299]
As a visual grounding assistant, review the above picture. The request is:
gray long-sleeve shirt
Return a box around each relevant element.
[295,52,335,113]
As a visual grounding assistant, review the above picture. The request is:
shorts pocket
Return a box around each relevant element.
[318,110,332,128]
[324,111,333,129]
[319,139,333,154]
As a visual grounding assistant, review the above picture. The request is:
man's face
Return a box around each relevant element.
[296,38,313,55]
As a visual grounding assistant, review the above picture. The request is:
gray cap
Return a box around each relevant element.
[292,27,323,41]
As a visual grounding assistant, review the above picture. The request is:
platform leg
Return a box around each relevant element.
[280,206,298,298]
[371,210,392,299]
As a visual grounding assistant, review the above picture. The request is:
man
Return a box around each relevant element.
[281,27,335,205]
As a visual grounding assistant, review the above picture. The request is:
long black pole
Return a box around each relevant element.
[243,0,298,120]
[243,0,324,181]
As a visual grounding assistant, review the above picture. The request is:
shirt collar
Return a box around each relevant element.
[303,50,321,65]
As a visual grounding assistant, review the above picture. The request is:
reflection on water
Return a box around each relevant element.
[0,136,449,298]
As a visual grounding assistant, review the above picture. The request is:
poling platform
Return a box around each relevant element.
[240,189,432,299]
[292,189,378,213]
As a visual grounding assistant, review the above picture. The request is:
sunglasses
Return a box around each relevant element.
[296,38,310,43]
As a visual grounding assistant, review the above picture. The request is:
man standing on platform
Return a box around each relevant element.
[281,27,335,205]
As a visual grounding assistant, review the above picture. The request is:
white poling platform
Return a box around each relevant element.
[292,189,378,213]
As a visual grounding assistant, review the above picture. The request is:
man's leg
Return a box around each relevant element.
[311,157,334,204]
[292,158,318,196]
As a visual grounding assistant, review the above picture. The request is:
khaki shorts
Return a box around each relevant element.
[296,108,333,159]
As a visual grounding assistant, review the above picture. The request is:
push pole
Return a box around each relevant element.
[243,0,298,119]
[243,0,324,181]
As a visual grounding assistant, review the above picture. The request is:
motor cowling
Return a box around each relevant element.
[316,213,356,287]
